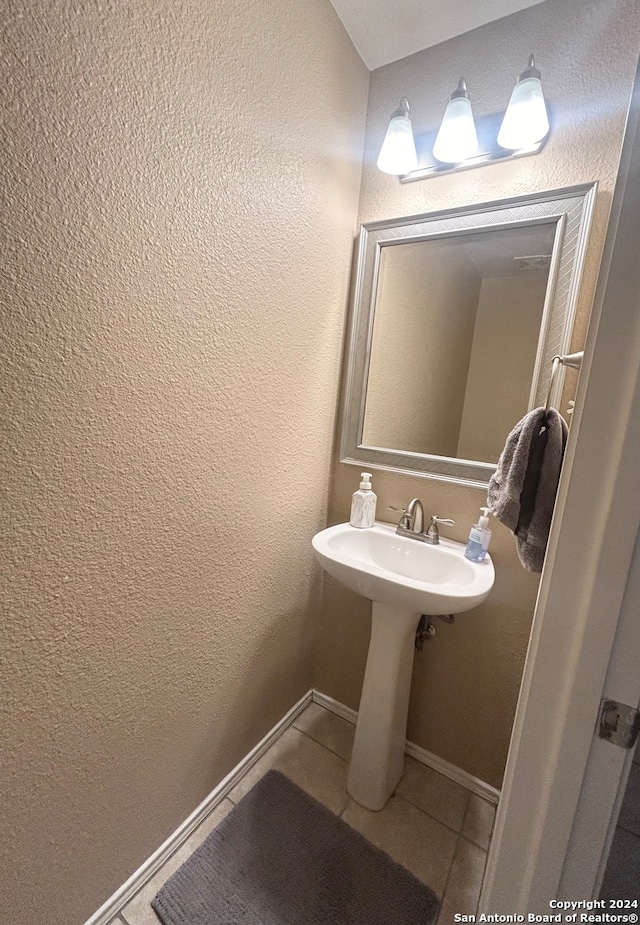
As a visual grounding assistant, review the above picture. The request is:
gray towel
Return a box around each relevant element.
[487,407,568,572]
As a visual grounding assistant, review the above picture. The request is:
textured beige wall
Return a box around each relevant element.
[0,1,368,922]
[315,0,640,788]
[457,273,547,462]
[363,241,481,455]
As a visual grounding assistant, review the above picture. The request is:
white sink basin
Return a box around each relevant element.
[312,521,494,615]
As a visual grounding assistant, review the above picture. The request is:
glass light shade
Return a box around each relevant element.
[432,96,478,164]
[498,76,549,149]
[376,113,418,175]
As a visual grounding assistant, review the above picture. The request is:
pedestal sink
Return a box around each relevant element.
[312,521,495,810]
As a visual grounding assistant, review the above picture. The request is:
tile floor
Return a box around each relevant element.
[111,701,495,925]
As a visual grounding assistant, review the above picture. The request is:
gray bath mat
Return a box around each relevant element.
[151,769,440,925]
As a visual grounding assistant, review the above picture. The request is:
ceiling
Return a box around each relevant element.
[328,0,549,70]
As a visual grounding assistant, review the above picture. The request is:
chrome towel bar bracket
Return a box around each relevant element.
[544,350,584,411]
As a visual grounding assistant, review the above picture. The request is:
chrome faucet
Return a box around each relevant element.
[390,498,424,537]
[391,500,454,544]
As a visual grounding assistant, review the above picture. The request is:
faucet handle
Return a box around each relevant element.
[389,505,411,529]
[426,515,455,543]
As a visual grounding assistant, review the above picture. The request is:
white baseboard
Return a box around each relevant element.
[312,689,501,805]
[84,690,313,925]
[312,689,359,724]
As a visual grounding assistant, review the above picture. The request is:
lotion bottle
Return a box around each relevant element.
[350,472,377,528]
[464,506,492,562]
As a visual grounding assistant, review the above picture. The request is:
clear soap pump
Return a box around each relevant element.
[350,472,377,528]
[464,506,492,562]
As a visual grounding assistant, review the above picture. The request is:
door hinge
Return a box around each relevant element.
[598,698,640,749]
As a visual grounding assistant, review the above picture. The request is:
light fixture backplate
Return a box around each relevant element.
[400,109,549,183]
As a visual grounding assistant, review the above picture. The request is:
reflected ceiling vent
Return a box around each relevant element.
[514,253,552,271]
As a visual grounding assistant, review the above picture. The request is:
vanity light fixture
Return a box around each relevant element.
[432,78,479,164]
[376,54,550,182]
[376,98,418,175]
[497,55,549,150]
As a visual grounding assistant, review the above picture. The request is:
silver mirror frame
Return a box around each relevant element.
[340,184,597,488]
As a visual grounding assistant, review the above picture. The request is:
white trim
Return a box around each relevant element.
[312,688,359,723]
[84,690,313,925]
[558,525,640,896]
[312,689,500,804]
[404,741,500,805]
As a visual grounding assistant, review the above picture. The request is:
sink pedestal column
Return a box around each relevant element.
[347,602,419,811]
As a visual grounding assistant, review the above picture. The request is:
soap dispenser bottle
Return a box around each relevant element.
[350,472,377,528]
[464,506,492,562]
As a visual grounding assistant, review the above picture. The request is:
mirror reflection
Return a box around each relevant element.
[340,186,596,486]
[363,224,558,464]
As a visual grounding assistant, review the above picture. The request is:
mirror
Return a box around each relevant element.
[340,185,596,487]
